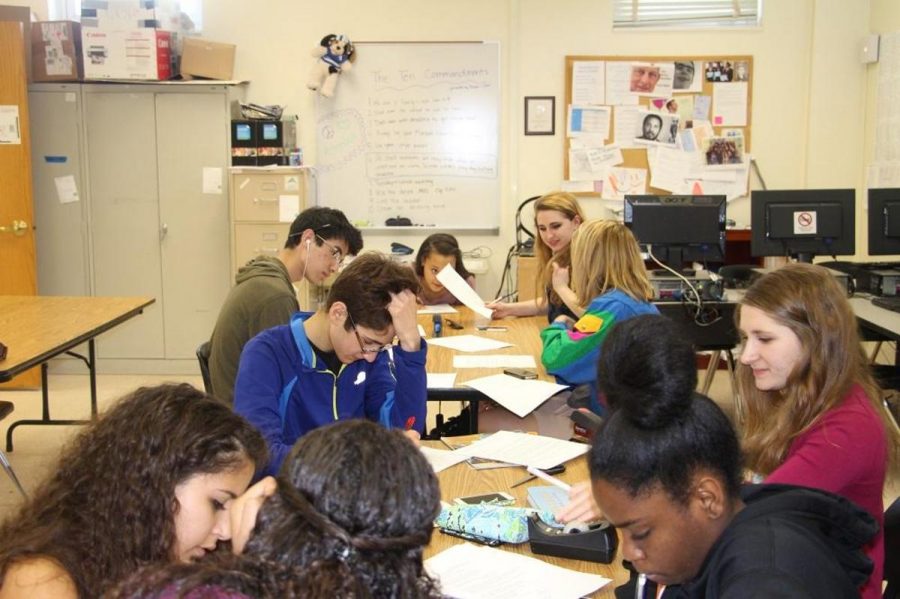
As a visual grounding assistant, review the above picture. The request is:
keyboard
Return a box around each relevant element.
[871,295,900,313]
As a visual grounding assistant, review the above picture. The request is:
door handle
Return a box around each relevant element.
[0,220,28,236]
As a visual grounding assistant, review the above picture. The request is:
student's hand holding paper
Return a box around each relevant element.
[389,289,421,352]
[554,479,603,524]
[230,476,277,555]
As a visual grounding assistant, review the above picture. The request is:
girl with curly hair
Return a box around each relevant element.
[0,383,268,598]
[737,262,900,599]
[109,419,443,598]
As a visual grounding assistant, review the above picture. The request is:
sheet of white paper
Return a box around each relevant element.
[426,543,611,599]
[605,62,639,106]
[613,105,643,149]
[283,174,301,192]
[712,82,748,126]
[568,105,611,139]
[420,446,470,473]
[202,167,223,194]
[278,194,300,222]
[571,61,605,105]
[427,373,457,389]
[417,304,458,315]
[649,147,701,192]
[693,95,712,121]
[0,105,21,144]
[586,145,624,174]
[417,324,427,337]
[54,175,79,204]
[602,167,647,201]
[428,335,512,353]
[454,430,589,470]
[436,264,492,318]
[453,355,536,369]
[568,148,595,181]
[464,374,568,418]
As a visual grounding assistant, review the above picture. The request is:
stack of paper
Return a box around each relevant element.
[436,264,493,319]
[426,543,611,598]
[454,430,589,470]
[464,373,568,418]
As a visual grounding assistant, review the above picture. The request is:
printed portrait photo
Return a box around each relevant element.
[634,109,679,147]
[673,61,701,92]
[630,64,661,94]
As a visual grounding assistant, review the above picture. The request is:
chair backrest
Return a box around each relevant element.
[886,496,900,598]
[196,341,213,395]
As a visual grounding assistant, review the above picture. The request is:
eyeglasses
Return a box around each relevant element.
[347,314,392,355]
[316,234,344,264]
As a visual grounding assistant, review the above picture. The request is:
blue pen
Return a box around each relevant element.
[432,313,443,337]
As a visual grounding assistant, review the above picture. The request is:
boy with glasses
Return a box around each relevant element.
[208,207,363,406]
[233,253,426,476]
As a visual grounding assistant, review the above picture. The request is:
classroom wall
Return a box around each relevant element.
[861,0,900,259]
[2,0,47,20]
[201,0,874,295]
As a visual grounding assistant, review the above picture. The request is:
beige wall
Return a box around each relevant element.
[202,0,875,293]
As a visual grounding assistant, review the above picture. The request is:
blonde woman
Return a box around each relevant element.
[737,262,900,599]
[480,220,656,437]
[490,192,585,322]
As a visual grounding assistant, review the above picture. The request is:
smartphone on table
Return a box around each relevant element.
[453,491,515,506]
[503,368,538,380]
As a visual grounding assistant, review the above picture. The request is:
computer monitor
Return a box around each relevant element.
[624,194,727,268]
[751,189,855,263]
[868,188,900,255]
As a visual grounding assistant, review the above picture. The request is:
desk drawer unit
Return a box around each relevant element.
[233,223,290,269]
[231,169,305,222]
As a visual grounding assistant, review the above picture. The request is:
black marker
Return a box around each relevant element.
[439,528,503,547]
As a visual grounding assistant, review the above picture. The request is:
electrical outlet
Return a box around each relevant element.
[467,258,488,274]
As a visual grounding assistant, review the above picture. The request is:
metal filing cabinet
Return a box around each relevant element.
[229,167,315,309]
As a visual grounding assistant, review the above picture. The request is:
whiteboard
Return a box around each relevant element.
[314,42,500,230]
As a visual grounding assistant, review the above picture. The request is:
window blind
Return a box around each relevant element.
[613,0,762,29]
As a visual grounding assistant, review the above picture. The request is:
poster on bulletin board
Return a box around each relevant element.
[563,55,754,203]
[313,41,501,231]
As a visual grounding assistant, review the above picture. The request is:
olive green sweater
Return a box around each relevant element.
[208,256,298,405]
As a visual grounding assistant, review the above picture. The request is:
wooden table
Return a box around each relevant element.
[0,295,155,450]
[425,436,628,597]
[419,307,551,431]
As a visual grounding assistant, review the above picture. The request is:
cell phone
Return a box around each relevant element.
[503,368,538,380]
[453,492,515,506]
[440,528,503,547]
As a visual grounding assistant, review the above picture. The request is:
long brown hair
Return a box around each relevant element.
[532,192,585,304]
[0,384,268,597]
[569,219,654,304]
[737,263,900,475]
[109,420,442,599]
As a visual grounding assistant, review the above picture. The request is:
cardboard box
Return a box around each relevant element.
[82,29,172,80]
[180,37,235,80]
[32,21,84,82]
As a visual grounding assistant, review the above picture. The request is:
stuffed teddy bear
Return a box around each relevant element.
[307,34,354,98]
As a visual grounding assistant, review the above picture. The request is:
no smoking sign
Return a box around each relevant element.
[793,210,817,234]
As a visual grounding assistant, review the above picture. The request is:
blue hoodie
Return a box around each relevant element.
[234,312,428,476]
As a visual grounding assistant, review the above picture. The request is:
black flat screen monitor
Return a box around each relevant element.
[751,189,855,262]
[624,194,727,268]
[868,188,900,255]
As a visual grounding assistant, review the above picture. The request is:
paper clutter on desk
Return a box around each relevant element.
[464,374,568,418]
[428,335,511,352]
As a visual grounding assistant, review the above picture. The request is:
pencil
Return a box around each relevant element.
[526,465,571,492]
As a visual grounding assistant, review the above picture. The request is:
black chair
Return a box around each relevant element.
[196,341,213,395]
[885,497,900,599]
[0,402,27,498]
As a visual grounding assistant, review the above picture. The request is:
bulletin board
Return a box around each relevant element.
[314,41,500,231]
[563,55,753,199]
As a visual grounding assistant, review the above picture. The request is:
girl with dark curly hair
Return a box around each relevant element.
[0,383,268,598]
[109,419,443,598]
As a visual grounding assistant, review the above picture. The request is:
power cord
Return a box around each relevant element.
[647,245,720,327]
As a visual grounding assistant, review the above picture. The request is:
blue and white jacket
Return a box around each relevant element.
[234,312,428,476]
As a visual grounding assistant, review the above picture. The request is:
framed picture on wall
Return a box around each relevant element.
[524,96,555,135]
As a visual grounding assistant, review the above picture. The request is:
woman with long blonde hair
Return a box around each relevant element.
[541,219,657,416]
[737,262,900,599]
[490,192,585,322]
